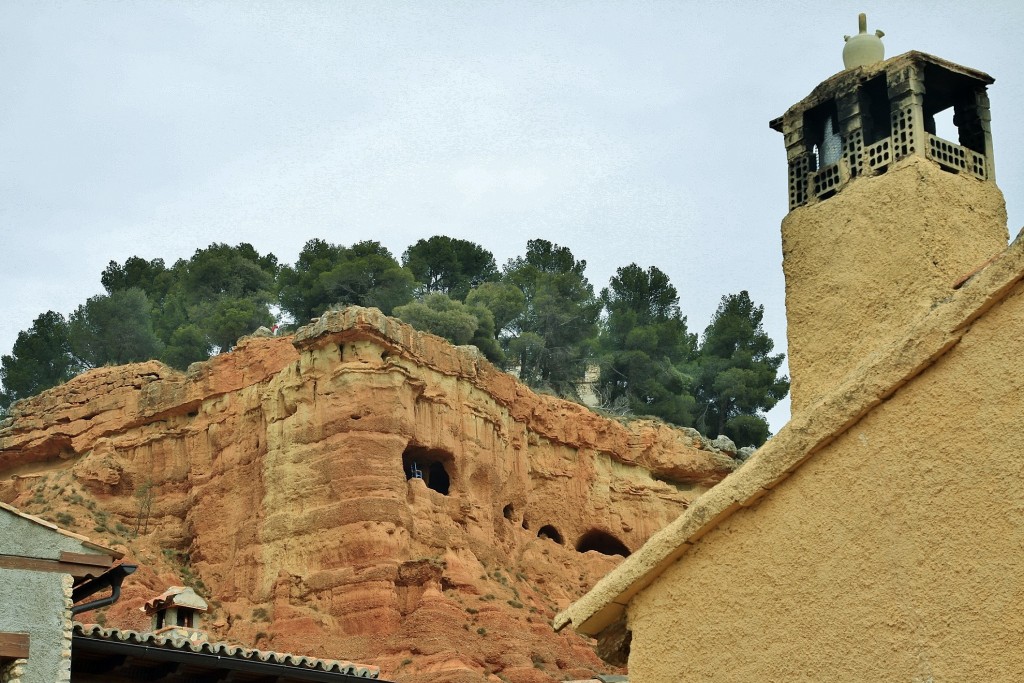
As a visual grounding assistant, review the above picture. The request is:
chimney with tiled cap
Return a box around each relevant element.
[140,586,209,644]
[769,13,1009,413]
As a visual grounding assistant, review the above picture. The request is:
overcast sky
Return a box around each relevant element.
[2,1,1022,432]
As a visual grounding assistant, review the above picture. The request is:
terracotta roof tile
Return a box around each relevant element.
[73,623,380,678]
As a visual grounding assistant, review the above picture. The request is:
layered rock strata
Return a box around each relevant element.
[0,307,736,682]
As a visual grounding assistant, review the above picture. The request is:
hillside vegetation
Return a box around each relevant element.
[1,236,787,446]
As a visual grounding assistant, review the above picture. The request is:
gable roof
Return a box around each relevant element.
[555,229,1024,639]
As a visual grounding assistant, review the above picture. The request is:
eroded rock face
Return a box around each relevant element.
[0,307,736,682]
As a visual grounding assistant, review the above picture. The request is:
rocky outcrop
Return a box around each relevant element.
[0,307,736,682]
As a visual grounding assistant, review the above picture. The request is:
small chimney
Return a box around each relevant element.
[141,586,209,643]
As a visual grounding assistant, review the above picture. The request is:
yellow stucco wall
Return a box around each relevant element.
[626,278,1024,682]
[782,156,1007,413]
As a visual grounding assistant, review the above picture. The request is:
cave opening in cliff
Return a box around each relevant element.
[576,529,631,557]
[538,525,564,544]
[402,445,453,495]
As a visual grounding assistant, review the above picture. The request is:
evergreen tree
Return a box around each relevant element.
[463,301,504,364]
[694,291,789,447]
[277,238,344,324]
[2,239,792,436]
[402,236,499,300]
[161,324,210,370]
[599,264,698,425]
[100,256,171,300]
[464,281,526,340]
[393,293,479,345]
[103,243,278,367]
[278,239,414,323]
[68,288,163,368]
[502,239,601,390]
[319,241,415,315]
[0,312,77,410]
[393,292,504,364]
[166,243,278,357]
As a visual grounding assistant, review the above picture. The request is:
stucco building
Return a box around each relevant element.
[555,20,1024,682]
[0,501,121,683]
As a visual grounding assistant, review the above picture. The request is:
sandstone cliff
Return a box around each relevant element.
[0,307,737,682]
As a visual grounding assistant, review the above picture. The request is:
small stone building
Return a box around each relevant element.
[0,502,120,683]
[556,22,1024,682]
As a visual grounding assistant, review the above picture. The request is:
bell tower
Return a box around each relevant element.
[770,15,1008,413]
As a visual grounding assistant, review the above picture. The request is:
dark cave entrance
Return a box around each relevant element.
[576,529,631,557]
[537,525,564,545]
[402,444,453,495]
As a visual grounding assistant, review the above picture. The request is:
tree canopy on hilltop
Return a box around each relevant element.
[502,239,602,391]
[694,291,790,447]
[402,236,499,300]
[278,239,414,323]
[2,235,789,448]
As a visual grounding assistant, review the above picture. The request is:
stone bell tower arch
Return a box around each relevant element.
[770,15,1009,413]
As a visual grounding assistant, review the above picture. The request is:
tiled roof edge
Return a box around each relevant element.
[73,623,379,678]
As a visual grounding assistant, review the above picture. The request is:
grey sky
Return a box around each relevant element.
[2,1,1022,432]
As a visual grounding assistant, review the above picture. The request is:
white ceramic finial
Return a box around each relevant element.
[843,13,885,69]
